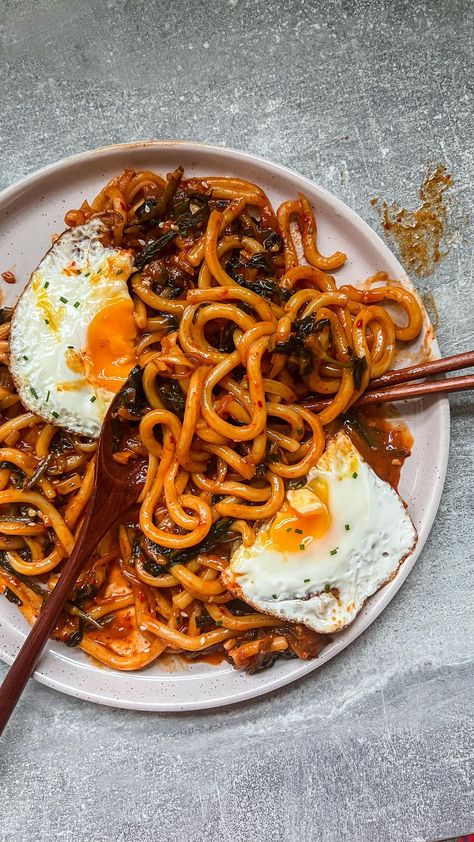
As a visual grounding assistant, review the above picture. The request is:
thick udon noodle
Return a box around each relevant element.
[0,168,423,672]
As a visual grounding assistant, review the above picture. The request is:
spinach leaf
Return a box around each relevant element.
[134,230,178,271]
[239,277,276,300]
[152,518,236,568]
[134,166,183,225]
[65,623,84,648]
[350,353,368,391]
[114,365,147,418]
[262,230,283,252]
[155,376,186,419]
[246,252,275,273]
[3,586,22,606]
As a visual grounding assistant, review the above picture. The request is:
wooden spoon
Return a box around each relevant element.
[0,373,146,734]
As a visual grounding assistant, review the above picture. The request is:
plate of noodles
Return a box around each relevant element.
[0,141,449,710]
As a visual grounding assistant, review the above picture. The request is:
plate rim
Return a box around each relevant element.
[0,139,450,711]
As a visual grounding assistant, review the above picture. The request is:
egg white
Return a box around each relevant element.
[223,431,417,634]
[9,218,135,437]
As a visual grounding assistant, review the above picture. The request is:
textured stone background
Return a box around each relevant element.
[0,1,473,840]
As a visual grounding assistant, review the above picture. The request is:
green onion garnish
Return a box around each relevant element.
[286,527,292,533]
[23,355,28,361]
[52,411,59,419]
[299,543,305,551]
[30,387,38,399]
[44,319,49,325]
[59,296,68,304]
[330,548,338,556]
[43,281,49,289]
[73,301,80,308]
[304,578,310,583]
[324,583,331,593]
[345,523,350,531]
[90,395,96,403]
[352,472,358,479]
[295,528,303,535]
[46,390,50,402]
[272,594,277,599]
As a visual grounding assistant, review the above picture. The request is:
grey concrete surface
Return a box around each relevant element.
[0,1,473,840]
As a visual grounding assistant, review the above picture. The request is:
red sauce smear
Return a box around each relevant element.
[334,405,413,490]
[371,163,452,277]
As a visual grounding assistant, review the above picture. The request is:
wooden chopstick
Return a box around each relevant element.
[368,350,474,389]
[302,351,474,413]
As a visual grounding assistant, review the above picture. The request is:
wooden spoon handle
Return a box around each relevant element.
[0,488,110,734]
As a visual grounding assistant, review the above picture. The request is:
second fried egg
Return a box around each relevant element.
[224,431,417,634]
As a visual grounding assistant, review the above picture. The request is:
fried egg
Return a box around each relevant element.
[224,431,417,634]
[10,218,136,437]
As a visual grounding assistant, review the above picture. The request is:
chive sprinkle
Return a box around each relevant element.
[30,387,38,399]
[44,319,49,325]
[84,272,90,277]
[295,528,303,535]
[73,301,80,308]
[304,578,310,583]
[345,523,350,531]
[352,472,358,479]
[324,583,331,593]
[46,390,50,402]
[330,547,338,556]
[90,395,97,403]
[67,345,74,349]
[272,594,277,599]
[59,296,68,303]
[52,411,59,419]
[43,281,49,289]
[286,527,292,533]
[299,543,305,551]
[23,355,28,361]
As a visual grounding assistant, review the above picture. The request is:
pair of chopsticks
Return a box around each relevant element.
[303,351,474,413]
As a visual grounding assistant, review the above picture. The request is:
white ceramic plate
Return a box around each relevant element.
[0,141,449,711]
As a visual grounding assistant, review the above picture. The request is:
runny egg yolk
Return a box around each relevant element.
[85,299,137,393]
[269,481,331,553]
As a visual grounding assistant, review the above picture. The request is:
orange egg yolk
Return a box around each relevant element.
[269,490,331,554]
[85,299,137,393]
